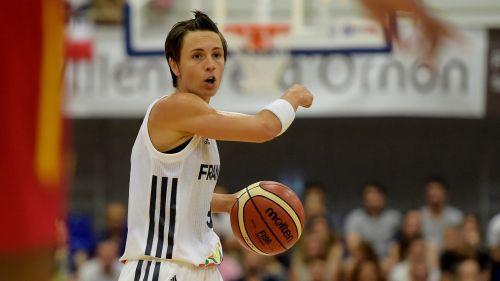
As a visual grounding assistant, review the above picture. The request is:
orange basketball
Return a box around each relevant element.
[230,181,305,255]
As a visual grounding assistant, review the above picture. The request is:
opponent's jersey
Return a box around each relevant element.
[120,97,223,267]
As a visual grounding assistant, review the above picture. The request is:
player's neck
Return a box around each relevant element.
[174,87,211,103]
[175,83,211,104]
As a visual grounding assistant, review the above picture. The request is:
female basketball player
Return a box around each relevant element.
[118,11,313,281]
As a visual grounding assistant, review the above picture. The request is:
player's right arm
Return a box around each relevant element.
[149,84,313,144]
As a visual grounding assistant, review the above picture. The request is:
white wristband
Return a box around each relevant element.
[263,99,296,135]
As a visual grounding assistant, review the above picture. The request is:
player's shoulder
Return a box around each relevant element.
[153,92,213,118]
[157,92,204,108]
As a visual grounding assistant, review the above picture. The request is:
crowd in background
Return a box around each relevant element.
[54,177,500,281]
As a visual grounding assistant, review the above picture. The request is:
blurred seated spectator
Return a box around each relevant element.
[409,261,434,281]
[78,239,123,281]
[440,220,491,281]
[461,214,482,250]
[68,214,96,273]
[440,226,465,280]
[389,236,440,281]
[386,210,424,266]
[290,216,343,281]
[454,258,481,281]
[351,260,384,281]
[345,182,401,258]
[307,257,329,281]
[236,250,285,281]
[348,243,384,281]
[342,241,379,281]
[97,201,127,255]
[420,176,463,250]
[218,252,243,281]
[303,181,328,219]
[488,212,500,281]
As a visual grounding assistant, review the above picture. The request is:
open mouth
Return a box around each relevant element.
[204,76,216,85]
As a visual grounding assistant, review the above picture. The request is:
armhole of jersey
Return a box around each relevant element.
[141,98,201,162]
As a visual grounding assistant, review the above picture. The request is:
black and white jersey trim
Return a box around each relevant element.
[134,175,178,281]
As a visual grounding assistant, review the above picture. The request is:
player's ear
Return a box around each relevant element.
[168,57,180,76]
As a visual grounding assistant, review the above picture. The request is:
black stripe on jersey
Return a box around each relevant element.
[152,261,161,281]
[145,175,157,256]
[142,261,152,281]
[155,177,168,258]
[166,178,178,259]
[133,260,144,281]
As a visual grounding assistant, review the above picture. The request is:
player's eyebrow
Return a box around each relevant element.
[190,47,222,52]
[190,48,205,53]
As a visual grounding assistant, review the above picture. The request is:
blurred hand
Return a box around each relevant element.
[359,0,458,66]
[281,84,313,110]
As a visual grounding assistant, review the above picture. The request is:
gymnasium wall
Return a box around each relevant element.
[70,117,500,230]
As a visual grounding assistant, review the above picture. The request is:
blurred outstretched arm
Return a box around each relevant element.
[359,0,457,64]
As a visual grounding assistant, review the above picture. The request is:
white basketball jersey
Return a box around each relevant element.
[120,97,223,267]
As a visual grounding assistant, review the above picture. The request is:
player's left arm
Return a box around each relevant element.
[211,193,237,213]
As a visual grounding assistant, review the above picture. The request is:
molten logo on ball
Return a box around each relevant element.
[265,207,294,242]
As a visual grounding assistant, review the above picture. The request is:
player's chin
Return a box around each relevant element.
[201,83,220,95]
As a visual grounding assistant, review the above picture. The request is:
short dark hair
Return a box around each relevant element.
[164,10,228,88]
[363,181,386,196]
[304,180,327,193]
[425,175,449,190]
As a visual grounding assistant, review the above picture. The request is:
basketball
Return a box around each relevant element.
[230,181,305,255]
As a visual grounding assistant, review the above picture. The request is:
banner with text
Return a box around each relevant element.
[65,28,486,118]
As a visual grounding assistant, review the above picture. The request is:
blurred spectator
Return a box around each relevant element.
[348,242,384,281]
[487,213,500,280]
[389,236,440,281]
[440,218,491,281]
[97,202,127,255]
[307,257,328,281]
[237,250,284,281]
[303,181,328,219]
[351,260,384,281]
[385,210,439,274]
[68,214,96,273]
[219,253,243,281]
[454,258,481,281]
[343,241,380,281]
[345,182,401,258]
[440,226,465,280]
[290,216,343,281]
[409,261,434,281]
[387,210,424,264]
[462,215,482,250]
[488,213,500,249]
[78,239,123,281]
[420,176,463,250]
